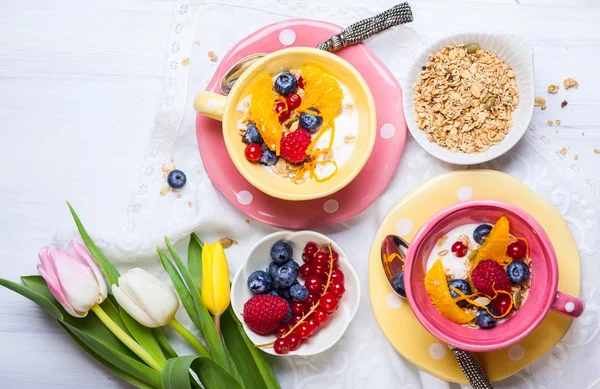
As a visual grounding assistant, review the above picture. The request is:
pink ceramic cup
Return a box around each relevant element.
[404,200,584,352]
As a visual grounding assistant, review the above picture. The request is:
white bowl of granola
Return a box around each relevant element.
[403,33,534,165]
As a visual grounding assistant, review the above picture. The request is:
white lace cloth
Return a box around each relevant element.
[51,1,600,388]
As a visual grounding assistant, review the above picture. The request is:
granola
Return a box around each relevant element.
[547,84,559,94]
[563,78,579,89]
[535,96,547,110]
[413,44,519,153]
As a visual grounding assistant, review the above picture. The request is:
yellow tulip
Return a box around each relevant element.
[201,242,231,317]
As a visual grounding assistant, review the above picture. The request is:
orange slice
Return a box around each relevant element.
[425,259,476,324]
[472,216,512,269]
[248,74,282,154]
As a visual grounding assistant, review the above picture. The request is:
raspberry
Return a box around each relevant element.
[279,129,311,164]
[243,295,290,335]
[471,260,511,296]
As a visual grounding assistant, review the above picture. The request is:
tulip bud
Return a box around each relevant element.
[112,268,180,328]
[37,241,108,317]
[201,242,231,316]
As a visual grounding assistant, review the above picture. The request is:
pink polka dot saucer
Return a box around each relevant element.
[196,19,407,229]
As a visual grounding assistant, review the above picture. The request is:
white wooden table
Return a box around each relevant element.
[1,0,599,387]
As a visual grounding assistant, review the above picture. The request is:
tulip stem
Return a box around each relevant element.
[169,319,211,358]
[91,304,163,371]
[214,314,222,338]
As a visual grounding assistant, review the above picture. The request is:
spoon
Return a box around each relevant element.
[381,235,494,389]
[220,2,414,95]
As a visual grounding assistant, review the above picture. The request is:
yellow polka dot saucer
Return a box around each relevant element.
[369,169,582,384]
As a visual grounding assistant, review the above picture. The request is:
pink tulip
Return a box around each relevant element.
[38,241,107,317]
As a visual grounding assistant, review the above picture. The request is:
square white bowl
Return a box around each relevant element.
[403,33,534,165]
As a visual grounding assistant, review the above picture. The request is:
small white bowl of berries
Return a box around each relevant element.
[231,230,360,356]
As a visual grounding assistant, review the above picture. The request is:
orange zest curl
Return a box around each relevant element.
[450,284,514,320]
[248,74,283,155]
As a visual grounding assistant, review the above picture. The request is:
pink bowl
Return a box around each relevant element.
[404,200,584,352]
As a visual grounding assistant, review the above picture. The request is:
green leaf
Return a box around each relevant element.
[105,295,131,334]
[0,278,63,320]
[188,234,204,290]
[161,356,243,389]
[62,323,159,389]
[120,309,167,366]
[222,308,280,389]
[63,321,161,387]
[160,242,228,371]
[154,328,178,359]
[67,201,121,286]
[224,343,246,389]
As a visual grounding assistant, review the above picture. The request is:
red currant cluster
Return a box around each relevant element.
[270,241,345,354]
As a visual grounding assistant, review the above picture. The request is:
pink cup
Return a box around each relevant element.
[404,200,584,352]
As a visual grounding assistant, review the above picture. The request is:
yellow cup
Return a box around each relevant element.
[194,47,376,201]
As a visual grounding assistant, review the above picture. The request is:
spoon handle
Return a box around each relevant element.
[449,346,494,389]
[317,2,414,52]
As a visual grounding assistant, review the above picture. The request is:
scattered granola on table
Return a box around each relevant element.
[547,120,553,126]
[561,100,568,108]
[559,147,568,155]
[181,57,190,66]
[413,43,519,153]
[563,78,579,89]
[574,154,579,161]
[535,96,547,110]
[594,148,600,154]
[555,119,561,125]
[547,84,559,94]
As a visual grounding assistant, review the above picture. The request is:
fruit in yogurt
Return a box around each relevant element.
[471,260,511,296]
[506,260,530,284]
[472,216,512,268]
[279,129,312,164]
[425,259,476,324]
[472,224,492,245]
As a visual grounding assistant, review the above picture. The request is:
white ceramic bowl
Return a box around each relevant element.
[403,33,535,165]
[231,230,360,356]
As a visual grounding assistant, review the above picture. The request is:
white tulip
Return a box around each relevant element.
[112,268,180,328]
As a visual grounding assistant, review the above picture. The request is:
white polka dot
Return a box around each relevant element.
[508,344,524,361]
[236,190,253,205]
[565,302,575,312]
[396,218,413,236]
[206,99,218,110]
[429,343,446,360]
[380,123,396,139]
[323,199,339,214]
[456,186,473,201]
[386,292,403,309]
[279,29,296,46]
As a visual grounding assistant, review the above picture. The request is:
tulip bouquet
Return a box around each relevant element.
[0,203,280,389]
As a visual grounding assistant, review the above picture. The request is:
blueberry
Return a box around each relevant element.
[273,72,298,96]
[167,169,187,189]
[475,308,497,329]
[242,123,263,144]
[448,279,472,307]
[506,261,530,284]
[290,283,309,302]
[273,265,297,288]
[267,262,279,280]
[268,289,280,297]
[270,240,293,264]
[283,260,300,273]
[473,224,493,245]
[391,271,406,297]
[259,146,279,166]
[281,303,292,323]
[277,288,291,300]
[247,270,272,294]
[299,108,323,133]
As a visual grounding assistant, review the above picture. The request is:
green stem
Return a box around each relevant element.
[91,304,163,371]
[169,319,211,358]
[214,314,222,338]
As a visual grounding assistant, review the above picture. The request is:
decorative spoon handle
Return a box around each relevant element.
[317,2,414,52]
[449,346,494,389]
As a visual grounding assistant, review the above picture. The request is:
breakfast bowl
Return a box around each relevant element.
[403,33,535,165]
[403,200,583,352]
[194,47,377,201]
[230,230,360,356]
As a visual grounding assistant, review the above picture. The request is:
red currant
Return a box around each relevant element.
[493,294,513,316]
[274,101,290,122]
[330,281,346,298]
[291,301,307,316]
[307,293,320,305]
[330,268,345,284]
[451,241,468,257]
[314,309,329,324]
[244,144,262,162]
[275,324,289,338]
[307,316,320,336]
[305,275,325,294]
[287,333,302,351]
[313,251,329,266]
[291,314,303,325]
[320,293,339,313]
[304,242,318,256]
[312,265,329,280]
[286,93,302,110]
[274,101,286,114]
[297,76,304,88]
[301,252,313,265]
[507,240,527,260]
[296,322,312,339]
[273,337,290,354]
[299,263,312,279]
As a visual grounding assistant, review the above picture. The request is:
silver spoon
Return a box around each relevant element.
[380,235,494,389]
[220,2,414,95]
